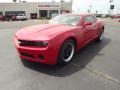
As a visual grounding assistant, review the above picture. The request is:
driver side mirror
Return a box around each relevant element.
[83,21,92,28]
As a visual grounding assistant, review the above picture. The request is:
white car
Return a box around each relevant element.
[52,13,59,18]
[17,14,27,21]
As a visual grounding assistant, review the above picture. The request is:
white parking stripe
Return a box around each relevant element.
[72,63,120,84]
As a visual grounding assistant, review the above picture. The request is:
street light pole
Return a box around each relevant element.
[117,8,120,15]
[89,5,92,13]
[109,0,113,15]
[77,8,80,14]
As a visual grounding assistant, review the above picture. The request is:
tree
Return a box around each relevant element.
[13,0,17,2]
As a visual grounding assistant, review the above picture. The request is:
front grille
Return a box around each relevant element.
[20,52,34,58]
[18,40,40,47]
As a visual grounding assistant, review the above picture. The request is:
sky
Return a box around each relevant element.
[0,0,120,14]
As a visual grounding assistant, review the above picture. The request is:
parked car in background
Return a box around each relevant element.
[0,15,5,21]
[101,14,108,18]
[52,13,59,18]
[110,15,120,19]
[95,14,109,18]
[5,14,17,21]
[11,15,17,21]
[16,14,27,21]
[95,14,102,18]
[110,15,117,19]
[117,15,120,18]
[15,14,105,65]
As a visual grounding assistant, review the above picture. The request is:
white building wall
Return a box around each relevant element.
[0,2,72,19]
[61,2,72,13]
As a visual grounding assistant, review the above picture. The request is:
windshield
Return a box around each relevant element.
[49,14,81,26]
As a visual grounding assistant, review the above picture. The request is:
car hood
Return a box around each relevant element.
[16,24,77,40]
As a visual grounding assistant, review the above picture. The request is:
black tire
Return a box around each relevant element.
[96,30,104,42]
[57,39,75,65]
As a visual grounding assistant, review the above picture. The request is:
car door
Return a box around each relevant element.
[82,15,97,43]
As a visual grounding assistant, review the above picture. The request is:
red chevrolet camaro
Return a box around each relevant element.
[15,14,104,65]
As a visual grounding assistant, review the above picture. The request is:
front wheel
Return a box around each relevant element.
[58,39,75,65]
[96,31,104,42]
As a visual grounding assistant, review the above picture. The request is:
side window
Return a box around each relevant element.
[92,16,97,23]
[84,16,96,24]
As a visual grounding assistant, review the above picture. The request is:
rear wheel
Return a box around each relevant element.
[58,39,75,65]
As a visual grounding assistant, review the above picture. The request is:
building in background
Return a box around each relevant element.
[0,1,72,19]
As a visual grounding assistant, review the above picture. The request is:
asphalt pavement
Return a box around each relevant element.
[0,19,120,90]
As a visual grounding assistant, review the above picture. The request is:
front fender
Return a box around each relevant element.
[53,31,77,57]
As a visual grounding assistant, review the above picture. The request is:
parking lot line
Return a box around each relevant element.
[72,63,120,84]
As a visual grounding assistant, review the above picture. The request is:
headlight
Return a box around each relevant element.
[36,41,48,47]
[15,37,21,44]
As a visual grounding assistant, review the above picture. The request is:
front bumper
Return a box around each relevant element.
[15,39,58,65]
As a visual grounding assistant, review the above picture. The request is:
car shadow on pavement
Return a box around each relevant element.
[22,37,111,77]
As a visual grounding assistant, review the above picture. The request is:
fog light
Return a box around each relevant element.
[38,54,45,60]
